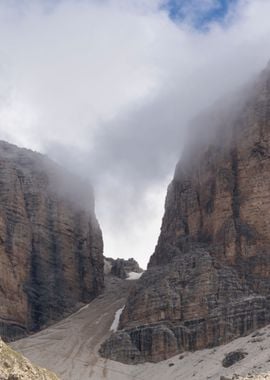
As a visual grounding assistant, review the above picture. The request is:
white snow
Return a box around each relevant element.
[126,271,143,280]
[110,306,125,332]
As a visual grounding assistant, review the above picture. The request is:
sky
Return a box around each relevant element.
[167,0,235,26]
[0,0,270,268]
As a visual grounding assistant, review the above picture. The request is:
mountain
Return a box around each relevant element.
[0,141,104,341]
[104,257,143,279]
[100,64,270,363]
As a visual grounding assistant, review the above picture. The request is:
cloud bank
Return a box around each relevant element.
[0,0,270,267]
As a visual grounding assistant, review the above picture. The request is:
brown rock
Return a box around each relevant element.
[0,141,104,340]
[100,64,270,363]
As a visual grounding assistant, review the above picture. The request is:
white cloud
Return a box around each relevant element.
[0,0,269,268]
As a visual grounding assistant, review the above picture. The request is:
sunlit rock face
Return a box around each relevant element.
[0,141,104,341]
[100,64,270,363]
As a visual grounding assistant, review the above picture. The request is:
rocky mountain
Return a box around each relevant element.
[104,257,143,279]
[0,338,59,380]
[100,64,270,363]
[0,141,104,341]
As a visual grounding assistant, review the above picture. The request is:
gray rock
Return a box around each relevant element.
[105,257,143,279]
[100,63,270,364]
[222,350,248,368]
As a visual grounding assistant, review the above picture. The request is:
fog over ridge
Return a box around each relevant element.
[0,0,270,267]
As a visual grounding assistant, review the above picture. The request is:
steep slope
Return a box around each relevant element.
[100,64,270,363]
[0,141,104,341]
[0,338,59,379]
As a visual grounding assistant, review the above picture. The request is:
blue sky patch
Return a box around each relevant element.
[165,0,238,29]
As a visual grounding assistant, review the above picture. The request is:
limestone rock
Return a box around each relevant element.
[104,257,143,279]
[100,64,270,363]
[0,338,59,379]
[0,141,104,341]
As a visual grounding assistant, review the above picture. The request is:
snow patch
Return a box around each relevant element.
[110,306,125,332]
[126,271,143,280]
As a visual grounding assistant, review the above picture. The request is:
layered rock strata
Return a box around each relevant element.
[100,65,270,363]
[0,141,104,341]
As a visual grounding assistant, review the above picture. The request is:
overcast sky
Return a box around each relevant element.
[0,0,270,268]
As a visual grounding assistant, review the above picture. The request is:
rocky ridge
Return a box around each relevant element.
[104,257,143,279]
[0,338,59,380]
[0,141,104,341]
[100,64,270,363]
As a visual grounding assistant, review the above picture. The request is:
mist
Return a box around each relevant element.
[0,0,270,267]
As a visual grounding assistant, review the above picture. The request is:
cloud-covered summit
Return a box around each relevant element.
[0,0,269,267]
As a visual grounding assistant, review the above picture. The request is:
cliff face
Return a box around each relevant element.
[0,141,104,341]
[100,65,270,363]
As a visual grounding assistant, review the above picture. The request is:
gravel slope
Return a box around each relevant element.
[11,276,270,380]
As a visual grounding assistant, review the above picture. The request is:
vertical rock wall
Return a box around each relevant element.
[0,141,104,340]
[100,64,270,363]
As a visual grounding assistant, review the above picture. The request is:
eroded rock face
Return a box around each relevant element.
[100,65,270,363]
[0,141,104,341]
[0,338,59,379]
[104,257,143,279]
